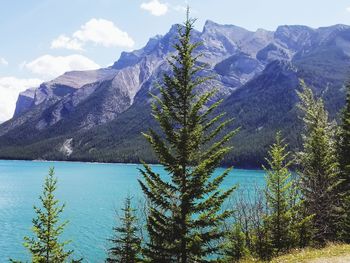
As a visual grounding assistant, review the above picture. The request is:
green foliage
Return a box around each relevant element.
[139,10,237,263]
[11,167,80,263]
[288,182,313,249]
[296,81,340,245]
[232,187,273,260]
[339,196,350,243]
[224,223,249,262]
[263,132,295,253]
[106,196,141,263]
[251,216,273,261]
[338,82,350,242]
[338,83,350,186]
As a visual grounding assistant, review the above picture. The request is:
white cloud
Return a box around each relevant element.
[141,0,168,16]
[50,35,84,51]
[22,54,100,79]
[73,18,135,47]
[0,57,8,66]
[51,18,134,50]
[0,77,43,122]
[347,7,350,12]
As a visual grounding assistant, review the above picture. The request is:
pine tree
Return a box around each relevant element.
[11,167,79,263]
[263,132,294,253]
[288,178,313,248]
[224,223,248,262]
[106,196,141,263]
[338,82,350,242]
[139,10,238,263]
[296,81,340,244]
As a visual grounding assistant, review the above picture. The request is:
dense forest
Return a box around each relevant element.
[9,12,350,263]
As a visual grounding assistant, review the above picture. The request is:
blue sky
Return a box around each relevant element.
[1,0,350,121]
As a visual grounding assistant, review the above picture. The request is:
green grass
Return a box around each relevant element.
[239,243,350,263]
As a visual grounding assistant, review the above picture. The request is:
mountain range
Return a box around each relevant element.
[0,20,349,168]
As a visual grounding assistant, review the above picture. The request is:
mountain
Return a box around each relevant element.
[0,22,350,168]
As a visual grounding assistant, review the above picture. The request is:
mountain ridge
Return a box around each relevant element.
[0,21,349,167]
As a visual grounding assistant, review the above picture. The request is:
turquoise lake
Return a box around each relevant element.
[0,160,265,262]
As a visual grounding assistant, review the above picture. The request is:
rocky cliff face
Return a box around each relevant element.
[1,21,350,166]
[13,87,36,117]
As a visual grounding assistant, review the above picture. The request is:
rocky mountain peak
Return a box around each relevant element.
[46,68,117,89]
[13,88,36,118]
[274,25,315,51]
[2,21,350,165]
[203,20,249,35]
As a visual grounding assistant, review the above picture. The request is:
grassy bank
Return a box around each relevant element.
[239,243,350,263]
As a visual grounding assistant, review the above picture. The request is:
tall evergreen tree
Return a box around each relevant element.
[11,167,79,263]
[106,196,141,263]
[139,10,238,263]
[296,81,340,244]
[338,82,350,242]
[263,132,294,253]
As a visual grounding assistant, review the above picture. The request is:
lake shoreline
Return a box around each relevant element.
[0,158,264,171]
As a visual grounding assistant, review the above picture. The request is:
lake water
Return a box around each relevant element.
[0,160,265,262]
